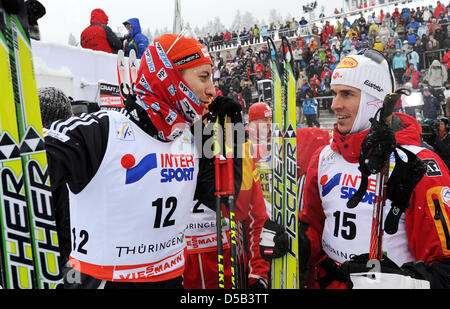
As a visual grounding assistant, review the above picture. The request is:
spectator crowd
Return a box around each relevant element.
[78,3,450,126]
[197,1,450,126]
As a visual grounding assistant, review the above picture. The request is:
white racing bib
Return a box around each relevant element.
[68,111,198,282]
[185,201,230,254]
[318,145,424,266]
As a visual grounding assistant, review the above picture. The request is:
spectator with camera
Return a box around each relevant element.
[428,118,450,170]
[422,87,442,120]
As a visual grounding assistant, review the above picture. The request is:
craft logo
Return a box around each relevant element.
[442,187,450,207]
[100,84,120,95]
[145,49,156,72]
[336,57,358,69]
[122,153,195,184]
[321,172,376,205]
[364,80,384,93]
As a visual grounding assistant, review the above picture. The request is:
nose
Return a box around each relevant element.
[330,95,342,112]
[205,79,216,98]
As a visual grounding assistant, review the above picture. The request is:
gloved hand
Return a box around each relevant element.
[259,219,289,262]
[208,96,243,125]
[122,93,158,138]
[359,117,397,176]
[384,146,426,234]
[347,115,397,209]
[340,254,430,289]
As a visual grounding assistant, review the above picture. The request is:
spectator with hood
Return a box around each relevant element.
[80,8,122,54]
[123,17,149,58]
[425,59,448,87]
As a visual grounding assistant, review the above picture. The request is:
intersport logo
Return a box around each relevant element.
[121,153,195,184]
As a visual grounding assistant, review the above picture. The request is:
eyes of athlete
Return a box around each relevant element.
[331,88,358,98]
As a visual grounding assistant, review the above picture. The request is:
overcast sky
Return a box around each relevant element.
[38,0,335,44]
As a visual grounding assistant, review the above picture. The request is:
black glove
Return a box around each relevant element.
[384,146,426,234]
[122,93,159,139]
[347,116,397,209]
[208,96,243,125]
[259,219,289,262]
[359,117,397,176]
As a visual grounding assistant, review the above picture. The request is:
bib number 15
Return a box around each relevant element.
[152,196,177,228]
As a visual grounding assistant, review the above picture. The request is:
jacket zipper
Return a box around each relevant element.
[432,194,450,250]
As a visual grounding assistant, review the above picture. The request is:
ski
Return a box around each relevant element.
[268,37,285,289]
[116,49,128,107]
[128,49,138,88]
[0,1,62,289]
[281,37,299,289]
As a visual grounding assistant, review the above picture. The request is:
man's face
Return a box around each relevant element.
[180,64,216,112]
[249,118,271,141]
[331,84,361,134]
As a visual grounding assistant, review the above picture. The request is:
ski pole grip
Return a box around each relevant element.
[380,93,397,127]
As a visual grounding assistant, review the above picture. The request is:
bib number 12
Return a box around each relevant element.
[152,196,177,228]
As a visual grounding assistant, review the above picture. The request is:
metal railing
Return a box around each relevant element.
[422,49,447,70]
[205,28,305,52]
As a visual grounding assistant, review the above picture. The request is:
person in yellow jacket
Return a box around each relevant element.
[373,36,384,52]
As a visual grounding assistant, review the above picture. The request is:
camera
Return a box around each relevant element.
[420,118,440,146]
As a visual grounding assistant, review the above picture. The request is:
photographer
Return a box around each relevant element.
[422,87,442,120]
[429,118,450,170]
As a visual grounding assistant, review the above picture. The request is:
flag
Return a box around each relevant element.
[173,0,182,34]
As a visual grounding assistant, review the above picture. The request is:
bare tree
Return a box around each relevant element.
[68,32,78,46]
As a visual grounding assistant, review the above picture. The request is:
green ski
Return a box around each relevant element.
[281,37,299,289]
[268,36,299,289]
[268,37,285,289]
[0,1,62,289]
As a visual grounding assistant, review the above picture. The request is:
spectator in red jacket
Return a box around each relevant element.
[80,8,122,54]
[402,63,423,88]
[433,1,446,19]
[442,49,450,79]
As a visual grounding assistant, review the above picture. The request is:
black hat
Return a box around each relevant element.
[38,87,73,128]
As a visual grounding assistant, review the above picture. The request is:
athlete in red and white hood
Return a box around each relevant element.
[247,102,272,162]
[45,33,244,289]
[299,50,450,289]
